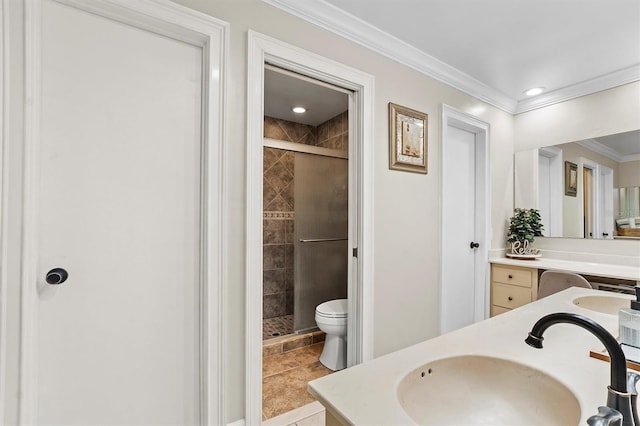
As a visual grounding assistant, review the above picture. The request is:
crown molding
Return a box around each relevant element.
[263,0,640,116]
[515,65,640,114]
[262,0,517,113]
[577,139,622,162]
[576,139,632,163]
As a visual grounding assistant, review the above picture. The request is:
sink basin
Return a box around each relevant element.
[573,295,631,315]
[397,355,580,425]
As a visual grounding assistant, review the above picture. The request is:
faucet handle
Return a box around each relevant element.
[588,406,623,426]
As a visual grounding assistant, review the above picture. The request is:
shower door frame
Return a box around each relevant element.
[245,31,375,425]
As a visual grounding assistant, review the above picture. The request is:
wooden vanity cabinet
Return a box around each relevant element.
[490,264,538,316]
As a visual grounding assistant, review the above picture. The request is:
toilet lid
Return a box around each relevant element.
[316,299,348,318]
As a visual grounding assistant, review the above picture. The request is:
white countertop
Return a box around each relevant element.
[308,288,635,425]
[490,257,640,281]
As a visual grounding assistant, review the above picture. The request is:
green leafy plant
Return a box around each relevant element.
[507,208,544,244]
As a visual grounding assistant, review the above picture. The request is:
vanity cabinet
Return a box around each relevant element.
[490,264,538,316]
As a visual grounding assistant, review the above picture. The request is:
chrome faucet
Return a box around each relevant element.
[525,312,637,426]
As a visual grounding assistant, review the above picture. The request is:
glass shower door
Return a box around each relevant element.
[294,152,348,332]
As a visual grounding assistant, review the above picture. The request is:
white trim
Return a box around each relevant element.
[226,420,245,426]
[440,105,491,333]
[246,30,374,426]
[515,65,640,114]
[538,146,563,238]
[576,138,640,163]
[263,138,348,159]
[262,0,640,115]
[0,0,8,421]
[18,1,228,424]
[262,401,324,426]
[262,0,516,113]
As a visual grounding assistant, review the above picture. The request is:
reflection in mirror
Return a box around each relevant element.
[514,129,640,239]
[615,187,640,237]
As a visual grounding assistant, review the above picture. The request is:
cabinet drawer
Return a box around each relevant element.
[492,283,532,309]
[492,266,533,288]
[491,305,510,317]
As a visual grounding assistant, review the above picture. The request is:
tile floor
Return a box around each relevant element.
[262,342,333,420]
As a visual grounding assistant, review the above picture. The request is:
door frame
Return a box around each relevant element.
[10,0,229,423]
[246,31,374,425]
[538,146,563,237]
[440,105,490,334]
[0,0,8,419]
[581,159,597,238]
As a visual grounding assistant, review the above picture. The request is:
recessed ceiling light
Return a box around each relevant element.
[292,107,306,114]
[524,87,545,96]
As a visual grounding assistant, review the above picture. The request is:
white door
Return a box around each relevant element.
[583,166,595,238]
[598,165,614,239]
[441,110,488,335]
[33,1,204,424]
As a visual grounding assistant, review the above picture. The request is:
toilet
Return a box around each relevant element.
[315,299,348,371]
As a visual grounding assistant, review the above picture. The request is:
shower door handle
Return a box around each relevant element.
[46,268,69,285]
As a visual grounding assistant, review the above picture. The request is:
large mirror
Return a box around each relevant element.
[514,129,640,239]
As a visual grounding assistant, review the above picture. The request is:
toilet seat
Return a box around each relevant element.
[315,299,348,318]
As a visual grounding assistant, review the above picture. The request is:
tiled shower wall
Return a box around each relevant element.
[262,113,348,322]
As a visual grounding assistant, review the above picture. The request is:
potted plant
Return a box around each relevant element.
[507,208,544,258]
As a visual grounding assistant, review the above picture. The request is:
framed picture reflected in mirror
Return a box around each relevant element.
[565,161,578,197]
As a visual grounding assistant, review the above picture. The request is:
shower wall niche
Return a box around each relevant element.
[262,113,348,337]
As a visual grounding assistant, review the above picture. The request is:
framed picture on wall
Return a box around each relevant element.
[389,103,428,174]
[565,161,578,197]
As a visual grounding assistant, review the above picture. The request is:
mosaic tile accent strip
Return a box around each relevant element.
[264,211,295,219]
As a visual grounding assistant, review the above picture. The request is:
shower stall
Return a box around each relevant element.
[293,152,348,333]
[261,63,350,341]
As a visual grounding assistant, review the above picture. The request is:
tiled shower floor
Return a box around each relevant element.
[263,314,294,340]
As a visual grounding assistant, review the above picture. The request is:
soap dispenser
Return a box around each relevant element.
[619,286,640,349]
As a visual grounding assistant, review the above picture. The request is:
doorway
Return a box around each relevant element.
[11,1,227,424]
[261,66,350,419]
[582,161,614,239]
[537,146,563,237]
[246,31,374,424]
[440,105,490,335]
[583,165,595,238]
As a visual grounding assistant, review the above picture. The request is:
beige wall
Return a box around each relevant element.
[2,1,636,424]
[12,1,638,424]
[168,0,515,421]
[514,81,640,150]
[513,83,640,266]
[619,160,640,188]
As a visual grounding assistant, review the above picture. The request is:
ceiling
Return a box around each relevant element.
[581,129,640,162]
[265,0,640,114]
[264,66,349,126]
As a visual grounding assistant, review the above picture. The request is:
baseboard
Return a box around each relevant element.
[263,401,325,426]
